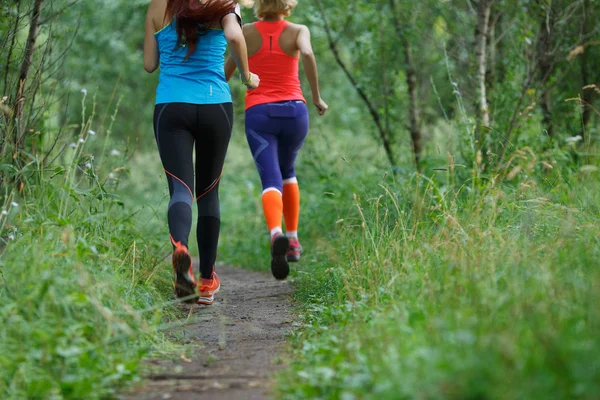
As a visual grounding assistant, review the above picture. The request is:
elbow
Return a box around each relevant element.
[226,37,243,49]
[144,63,157,73]
[225,31,244,48]
[301,49,314,58]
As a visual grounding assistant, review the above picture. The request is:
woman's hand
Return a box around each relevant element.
[313,97,328,116]
[242,72,260,90]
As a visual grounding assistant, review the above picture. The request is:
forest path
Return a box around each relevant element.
[122,264,294,400]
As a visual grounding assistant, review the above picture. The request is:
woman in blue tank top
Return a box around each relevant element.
[144,0,259,306]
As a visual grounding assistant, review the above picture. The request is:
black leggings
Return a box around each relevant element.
[153,102,233,279]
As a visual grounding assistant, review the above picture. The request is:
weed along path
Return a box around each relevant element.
[123,264,294,400]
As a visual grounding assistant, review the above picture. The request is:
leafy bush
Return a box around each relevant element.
[0,90,174,399]
[275,155,600,399]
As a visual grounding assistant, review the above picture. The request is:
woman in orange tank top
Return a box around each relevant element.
[225,0,328,280]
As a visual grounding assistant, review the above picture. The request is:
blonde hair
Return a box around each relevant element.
[254,0,297,18]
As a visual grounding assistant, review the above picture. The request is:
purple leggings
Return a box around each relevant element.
[245,101,309,192]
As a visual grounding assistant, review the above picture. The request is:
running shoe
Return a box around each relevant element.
[172,243,197,303]
[271,233,290,280]
[286,237,303,262]
[198,271,220,305]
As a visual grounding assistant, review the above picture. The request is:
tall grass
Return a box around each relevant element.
[272,133,600,398]
[0,91,175,399]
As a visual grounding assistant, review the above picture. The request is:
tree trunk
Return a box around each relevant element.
[0,1,22,160]
[580,55,593,141]
[486,7,498,93]
[2,1,22,96]
[475,0,492,128]
[403,38,422,169]
[495,12,506,84]
[538,0,553,137]
[389,0,422,171]
[315,0,396,167]
[580,0,593,139]
[13,0,45,149]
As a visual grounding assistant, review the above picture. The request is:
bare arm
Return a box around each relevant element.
[225,24,252,81]
[297,25,327,115]
[143,0,159,73]
[222,14,259,88]
[224,56,237,81]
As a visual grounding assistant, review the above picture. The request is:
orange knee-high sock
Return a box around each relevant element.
[262,189,283,236]
[283,180,300,237]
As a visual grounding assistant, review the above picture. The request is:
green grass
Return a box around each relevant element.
[262,138,600,399]
[2,86,598,399]
[0,104,178,398]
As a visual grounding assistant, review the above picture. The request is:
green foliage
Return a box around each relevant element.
[0,86,173,399]
[49,0,157,146]
[215,6,600,398]
[273,140,600,399]
[0,195,162,398]
[1,0,599,399]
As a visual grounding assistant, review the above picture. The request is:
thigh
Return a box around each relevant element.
[153,103,195,197]
[278,102,309,173]
[194,103,233,198]
[245,106,283,189]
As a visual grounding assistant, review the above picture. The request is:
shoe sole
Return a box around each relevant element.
[287,253,301,263]
[198,283,220,305]
[271,235,290,280]
[173,250,197,304]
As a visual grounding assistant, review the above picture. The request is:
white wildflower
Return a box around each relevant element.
[70,142,77,148]
[110,149,121,156]
[85,162,92,169]
[81,88,87,94]
[10,202,18,207]
[1,210,7,215]
[8,234,15,241]
[108,173,116,179]
[79,138,85,143]
[88,130,96,136]
[565,135,582,144]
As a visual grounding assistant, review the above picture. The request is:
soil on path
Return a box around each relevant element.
[122,264,294,400]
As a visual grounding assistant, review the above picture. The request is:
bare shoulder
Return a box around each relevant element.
[288,22,308,32]
[242,22,261,41]
[149,0,168,29]
[287,22,309,34]
[242,23,257,33]
[148,0,166,12]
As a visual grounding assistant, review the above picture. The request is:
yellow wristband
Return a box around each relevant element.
[241,73,252,85]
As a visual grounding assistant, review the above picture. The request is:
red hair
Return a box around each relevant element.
[166,0,237,59]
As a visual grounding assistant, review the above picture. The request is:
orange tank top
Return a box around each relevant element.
[245,20,305,110]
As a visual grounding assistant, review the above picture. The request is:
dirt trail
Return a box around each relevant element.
[122,264,294,400]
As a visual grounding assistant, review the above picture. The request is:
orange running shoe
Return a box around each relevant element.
[172,242,197,303]
[271,233,290,280]
[198,271,220,305]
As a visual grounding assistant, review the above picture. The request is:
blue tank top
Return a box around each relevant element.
[155,22,231,105]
